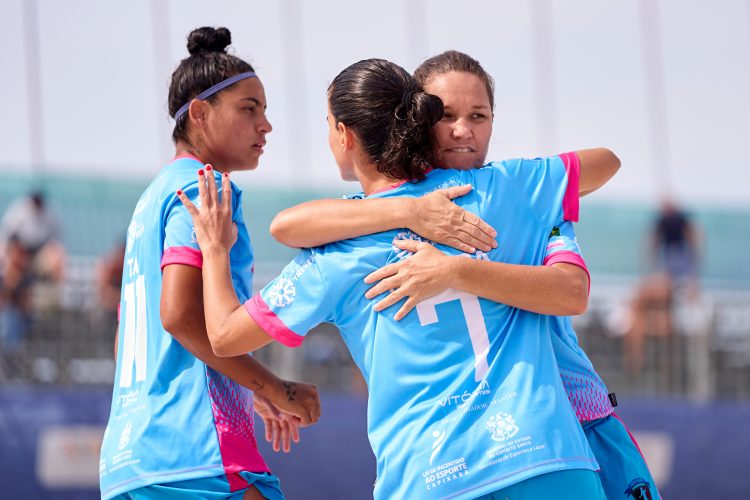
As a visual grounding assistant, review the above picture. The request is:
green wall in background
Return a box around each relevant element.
[2,174,748,288]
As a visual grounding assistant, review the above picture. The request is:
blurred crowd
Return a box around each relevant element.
[0,191,124,379]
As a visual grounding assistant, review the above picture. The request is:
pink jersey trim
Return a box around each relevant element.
[544,250,590,294]
[171,153,203,163]
[244,295,304,348]
[367,168,434,195]
[161,246,203,270]
[558,152,580,222]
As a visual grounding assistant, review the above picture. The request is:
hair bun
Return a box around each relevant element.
[187,27,232,56]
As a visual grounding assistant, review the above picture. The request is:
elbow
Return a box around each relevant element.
[600,147,621,174]
[269,211,299,247]
[161,302,186,336]
[208,321,249,357]
[564,278,589,316]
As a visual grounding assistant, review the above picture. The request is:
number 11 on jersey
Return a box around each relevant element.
[416,289,490,382]
[119,275,147,388]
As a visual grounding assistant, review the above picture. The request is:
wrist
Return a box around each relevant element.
[399,198,418,230]
[201,245,230,259]
[449,256,469,290]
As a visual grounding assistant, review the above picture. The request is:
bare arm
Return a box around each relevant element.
[577,148,621,197]
[270,185,497,253]
[161,263,319,423]
[365,240,588,320]
[176,173,284,360]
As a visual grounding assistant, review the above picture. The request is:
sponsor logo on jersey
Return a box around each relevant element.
[486,412,519,442]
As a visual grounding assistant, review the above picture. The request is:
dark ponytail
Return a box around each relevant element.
[168,27,255,144]
[328,59,444,181]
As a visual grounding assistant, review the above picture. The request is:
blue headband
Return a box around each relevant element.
[173,71,257,121]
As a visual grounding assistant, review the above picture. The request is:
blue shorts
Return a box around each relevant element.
[476,469,605,499]
[112,471,284,500]
[583,413,661,500]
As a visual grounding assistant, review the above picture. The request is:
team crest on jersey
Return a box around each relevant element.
[486,412,519,442]
[268,277,296,308]
[624,478,653,500]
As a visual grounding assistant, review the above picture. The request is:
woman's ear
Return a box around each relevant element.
[188,100,208,129]
[338,122,354,151]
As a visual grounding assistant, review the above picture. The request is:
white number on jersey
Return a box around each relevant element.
[416,289,490,382]
[119,275,147,388]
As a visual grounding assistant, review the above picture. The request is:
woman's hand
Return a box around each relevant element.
[177,165,236,254]
[364,239,457,320]
[253,393,302,453]
[408,185,497,253]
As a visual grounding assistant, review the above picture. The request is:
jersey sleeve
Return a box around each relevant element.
[485,152,580,226]
[243,249,334,348]
[544,220,590,291]
[161,173,239,271]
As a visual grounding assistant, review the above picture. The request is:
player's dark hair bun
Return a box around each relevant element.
[187,26,232,56]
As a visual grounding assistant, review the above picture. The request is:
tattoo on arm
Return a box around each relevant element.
[284,381,297,402]
[251,379,266,391]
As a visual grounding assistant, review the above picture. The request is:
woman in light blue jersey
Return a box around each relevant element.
[100,27,320,500]
[269,50,659,499]
[180,58,606,499]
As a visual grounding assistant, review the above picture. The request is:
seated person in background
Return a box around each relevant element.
[0,191,66,285]
[0,235,32,356]
[626,198,701,373]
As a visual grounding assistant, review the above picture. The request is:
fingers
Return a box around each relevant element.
[394,298,418,321]
[221,171,232,212]
[263,417,273,443]
[196,167,209,207]
[461,211,497,248]
[280,421,291,453]
[290,420,300,444]
[373,288,406,312]
[176,190,200,219]
[205,164,219,207]
[392,239,430,253]
[441,184,473,199]
[364,262,398,285]
[271,419,281,452]
[442,236,476,254]
[365,276,398,300]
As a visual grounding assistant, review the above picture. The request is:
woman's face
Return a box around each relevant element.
[424,71,493,170]
[201,77,272,172]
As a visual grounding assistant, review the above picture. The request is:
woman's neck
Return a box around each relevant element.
[355,159,404,196]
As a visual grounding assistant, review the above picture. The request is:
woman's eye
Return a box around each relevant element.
[472,113,487,120]
[441,113,455,121]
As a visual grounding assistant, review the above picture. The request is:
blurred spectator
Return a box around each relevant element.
[625,198,701,373]
[96,240,126,314]
[0,235,32,357]
[0,191,66,284]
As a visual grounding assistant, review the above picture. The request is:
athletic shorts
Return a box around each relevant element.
[475,469,605,499]
[112,471,284,500]
[583,413,661,500]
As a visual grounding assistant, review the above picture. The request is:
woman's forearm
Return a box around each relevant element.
[201,246,273,356]
[451,258,589,316]
[271,198,412,247]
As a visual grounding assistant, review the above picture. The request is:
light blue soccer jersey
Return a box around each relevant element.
[99,156,271,499]
[544,221,614,422]
[245,156,599,500]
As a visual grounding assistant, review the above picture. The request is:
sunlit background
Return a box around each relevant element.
[1,1,749,498]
